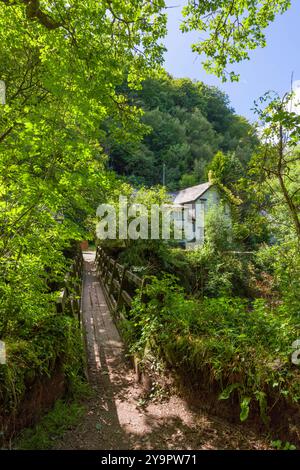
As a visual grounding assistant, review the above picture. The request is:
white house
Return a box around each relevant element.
[172,182,230,248]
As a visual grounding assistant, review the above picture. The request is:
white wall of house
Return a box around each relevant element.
[184,186,230,248]
[172,184,231,248]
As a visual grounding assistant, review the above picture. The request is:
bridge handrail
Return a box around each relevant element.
[56,248,84,326]
[95,246,143,319]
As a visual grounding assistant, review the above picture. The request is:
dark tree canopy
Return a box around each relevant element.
[106,76,258,190]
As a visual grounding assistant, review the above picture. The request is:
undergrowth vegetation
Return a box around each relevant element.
[121,275,300,423]
[14,399,85,450]
[0,241,87,423]
[0,314,85,414]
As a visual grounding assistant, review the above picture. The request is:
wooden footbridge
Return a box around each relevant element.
[55,248,269,450]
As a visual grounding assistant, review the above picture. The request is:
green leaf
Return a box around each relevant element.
[240,397,251,422]
[219,383,241,400]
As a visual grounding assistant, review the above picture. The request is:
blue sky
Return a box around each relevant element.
[163,1,300,121]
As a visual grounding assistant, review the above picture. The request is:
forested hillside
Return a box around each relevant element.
[106,76,258,190]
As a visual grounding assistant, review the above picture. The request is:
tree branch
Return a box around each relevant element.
[1,0,62,29]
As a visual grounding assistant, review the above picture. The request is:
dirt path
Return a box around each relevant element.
[57,252,270,450]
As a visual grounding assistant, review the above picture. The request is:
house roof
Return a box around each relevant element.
[173,182,212,204]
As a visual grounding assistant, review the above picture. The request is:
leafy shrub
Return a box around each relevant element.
[205,205,234,252]
[121,275,300,423]
[0,314,85,413]
[105,197,258,298]
[0,242,86,415]
[255,242,300,315]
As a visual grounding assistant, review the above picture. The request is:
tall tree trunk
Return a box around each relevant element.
[278,125,300,241]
